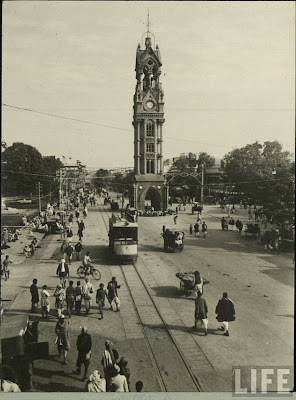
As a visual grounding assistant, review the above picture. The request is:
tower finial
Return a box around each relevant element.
[147,9,150,35]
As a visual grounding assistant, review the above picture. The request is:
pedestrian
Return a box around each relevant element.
[56,258,70,288]
[117,357,131,390]
[229,217,235,231]
[60,240,67,259]
[193,270,203,296]
[75,240,83,261]
[135,381,144,392]
[86,370,106,392]
[55,314,70,364]
[221,217,226,231]
[108,365,129,392]
[66,280,75,318]
[60,223,66,240]
[194,222,200,238]
[201,221,207,238]
[65,243,74,264]
[189,224,193,235]
[238,220,243,235]
[183,201,186,211]
[75,208,80,221]
[41,285,50,318]
[96,283,107,319]
[75,326,92,381]
[83,207,88,219]
[193,291,208,336]
[173,214,178,224]
[175,206,178,215]
[66,227,73,242]
[196,212,201,223]
[82,277,94,315]
[2,255,12,281]
[30,279,39,313]
[215,292,236,336]
[107,277,121,312]
[75,281,82,315]
[54,283,65,317]
[101,340,119,385]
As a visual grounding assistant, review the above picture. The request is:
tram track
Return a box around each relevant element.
[97,198,202,392]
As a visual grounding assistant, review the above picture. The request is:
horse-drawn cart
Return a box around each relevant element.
[162,229,184,252]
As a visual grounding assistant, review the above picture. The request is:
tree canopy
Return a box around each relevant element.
[2,142,62,198]
[222,141,294,219]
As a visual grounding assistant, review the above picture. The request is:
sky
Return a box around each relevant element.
[2,1,295,169]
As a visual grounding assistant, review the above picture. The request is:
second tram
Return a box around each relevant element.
[108,213,138,261]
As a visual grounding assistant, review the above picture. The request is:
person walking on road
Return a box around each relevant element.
[101,340,119,389]
[65,243,74,264]
[30,279,39,313]
[194,222,200,238]
[193,271,204,296]
[55,314,70,364]
[215,292,236,337]
[54,283,66,318]
[96,283,108,319]
[135,381,144,392]
[75,240,83,261]
[86,370,106,392]
[75,281,83,315]
[60,240,67,259]
[193,291,208,336]
[221,217,226,231]
[2,255,12,281]
[66,280,75,318]
[201,222,207,238]
[189,224,193,235]
[56,258,70,288]
[75,326,92,381]
[117,357,131,390]
[108,365,129,392]
[82,278,94,315]
[107,277,121,312]
[173,214,178,224]
[41,285,50,318]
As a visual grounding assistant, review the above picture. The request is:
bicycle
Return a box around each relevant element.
[77,264,101,280]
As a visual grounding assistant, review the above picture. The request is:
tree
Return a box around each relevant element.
[92,169,109,192]
[223,141,294,221]
[197,152,215,172]
[2,142,44,196]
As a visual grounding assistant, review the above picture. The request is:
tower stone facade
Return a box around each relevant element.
[130,34,167,211]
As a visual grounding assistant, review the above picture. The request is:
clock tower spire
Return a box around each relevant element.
[130,20,167,212]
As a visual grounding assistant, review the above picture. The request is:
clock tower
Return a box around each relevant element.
[130,27,167,212]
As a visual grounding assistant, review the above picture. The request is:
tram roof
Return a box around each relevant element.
[109,213,138,228]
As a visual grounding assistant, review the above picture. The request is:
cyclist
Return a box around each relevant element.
[83,252,93,275]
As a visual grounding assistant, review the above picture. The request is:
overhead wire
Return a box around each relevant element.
[2,103,233,148]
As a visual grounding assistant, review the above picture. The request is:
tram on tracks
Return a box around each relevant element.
[108,213,138,262]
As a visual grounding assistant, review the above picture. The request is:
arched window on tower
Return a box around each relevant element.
[146,121,154,137]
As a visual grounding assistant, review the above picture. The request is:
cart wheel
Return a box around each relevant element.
[77,266,85,278]
[180,280,185,292]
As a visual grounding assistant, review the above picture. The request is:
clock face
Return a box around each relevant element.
[146,100,154,110]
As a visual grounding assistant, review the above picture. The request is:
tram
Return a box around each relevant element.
[108,213,138,261]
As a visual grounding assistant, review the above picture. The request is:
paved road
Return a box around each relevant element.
[2,198,293,392]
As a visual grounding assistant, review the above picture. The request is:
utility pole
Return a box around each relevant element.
[59,168,63,210]
[200,163,205,206]
[38,182,41,213]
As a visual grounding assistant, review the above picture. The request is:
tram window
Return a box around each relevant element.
[113,227,137,241]
[146,121,154,137]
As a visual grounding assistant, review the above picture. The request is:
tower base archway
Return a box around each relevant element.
[129,174,168,212]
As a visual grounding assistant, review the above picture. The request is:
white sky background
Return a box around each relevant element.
[2,1,295,169]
